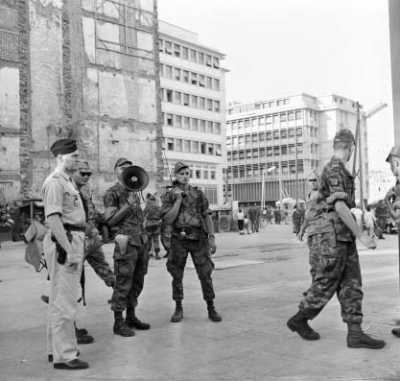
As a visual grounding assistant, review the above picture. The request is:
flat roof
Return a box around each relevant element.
[159,20,225,58]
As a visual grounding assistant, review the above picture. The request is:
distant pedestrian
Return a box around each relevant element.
[274,207,281,224]
[243,215,251,234]
[237,209,244,234]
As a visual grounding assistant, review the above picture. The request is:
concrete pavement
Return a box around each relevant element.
[1,225,400,380]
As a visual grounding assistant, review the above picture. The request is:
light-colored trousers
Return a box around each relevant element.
[44,231,84,363]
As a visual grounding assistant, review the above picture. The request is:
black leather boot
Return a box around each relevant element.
[113,311,135,337]
[170,301,183,323]
[287,310,320,340]
[126,307,150,330]
[207,301,222,322]
[347,323,385,349]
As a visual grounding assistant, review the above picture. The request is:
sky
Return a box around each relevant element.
[158,0,394,172]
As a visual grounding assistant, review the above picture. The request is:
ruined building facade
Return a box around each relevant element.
[0,0,162,204]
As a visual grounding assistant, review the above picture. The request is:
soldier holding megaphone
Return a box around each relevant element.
[103,158,151,337]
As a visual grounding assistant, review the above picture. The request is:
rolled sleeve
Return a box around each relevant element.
[198,190,210,217]
[43,180,64,218]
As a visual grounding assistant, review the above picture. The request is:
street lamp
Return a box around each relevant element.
[261,166,276,210]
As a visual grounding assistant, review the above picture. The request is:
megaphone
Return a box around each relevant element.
[120,165,149,192]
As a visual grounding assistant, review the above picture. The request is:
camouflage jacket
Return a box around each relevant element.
[79,184,97,226]
[319,157,356,241]
[103,183,145,246]
[161,185,210,234]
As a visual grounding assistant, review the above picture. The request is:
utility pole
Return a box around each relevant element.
[357,103,364,210]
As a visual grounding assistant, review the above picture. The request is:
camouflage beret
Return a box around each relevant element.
[386,146,400,162]
[174,161,189,174]
[333,129,355,145]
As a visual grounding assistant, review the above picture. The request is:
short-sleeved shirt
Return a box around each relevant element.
[161,185,209,229]
[41,170,86,227]
[103,183,145,244]
[319,157,355,241]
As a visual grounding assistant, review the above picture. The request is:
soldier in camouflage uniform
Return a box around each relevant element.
[161,161,221,323]
[71,161,115,344]
[103,158,150,337]
[143,193,162,260]
[287,129,385,349]
[383,146,400,337]
[72,161,115,286]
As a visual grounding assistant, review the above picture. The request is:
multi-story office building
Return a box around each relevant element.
[158,21,226,206]
[226,93,369,205]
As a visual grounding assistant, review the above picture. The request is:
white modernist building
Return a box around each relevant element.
[226,93,369,205]
[158,20,227,206]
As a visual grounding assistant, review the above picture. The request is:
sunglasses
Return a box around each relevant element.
[308,179,317,182]
[80,172,92,177]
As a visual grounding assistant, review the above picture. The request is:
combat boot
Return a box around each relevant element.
[170,301,183,323]
[207,301,222,322]
[126,307,150,330]
[392,327,400,337]
[287,310,320,340]
[113,312,135,337]
[347,323,385,349]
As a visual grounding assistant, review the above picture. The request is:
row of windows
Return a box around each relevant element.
[228,144,305,160]
[227,110,318,128]
[159,39,220,69]
[227,128,305,145]
[164,167,217,180]
[228,98,291,114]
[162,112,221,135]
[164,137,222,156]
[227,160,305,178]
[160,64,221,91]
[161,88,221,113]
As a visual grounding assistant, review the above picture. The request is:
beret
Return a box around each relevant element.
[386,146,400,162]
[50,139,77,156]
[333,129,355,145]
[114,157,132,169]
[174,161,189,174]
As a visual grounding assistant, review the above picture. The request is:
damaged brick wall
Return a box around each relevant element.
[17,0,32,198]
[0,0,162,202]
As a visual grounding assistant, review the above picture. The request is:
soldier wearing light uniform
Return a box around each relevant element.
[383,146,400,338]
[42,139,89,370]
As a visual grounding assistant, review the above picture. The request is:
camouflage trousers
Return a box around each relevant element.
[147,232,161,254]
[167,236,215,302]
[110,242,149,312]
[299,232,363,324]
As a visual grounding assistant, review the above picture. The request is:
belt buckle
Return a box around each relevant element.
[180,229,186,237]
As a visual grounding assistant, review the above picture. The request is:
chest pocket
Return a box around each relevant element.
[63,190,81,213]
[119,192,143,225]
